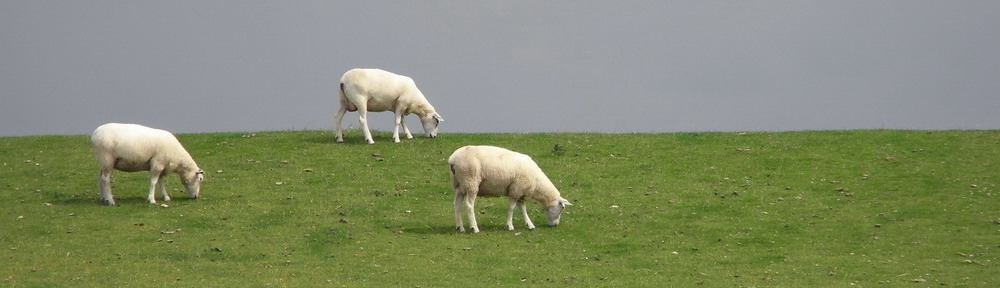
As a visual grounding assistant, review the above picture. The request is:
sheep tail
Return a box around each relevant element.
[340,82,360,112]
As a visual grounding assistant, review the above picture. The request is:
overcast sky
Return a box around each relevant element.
[2,1,998,137]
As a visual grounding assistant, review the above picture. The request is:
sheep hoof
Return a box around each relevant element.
[528,227,536,231]
[456,227,465,233]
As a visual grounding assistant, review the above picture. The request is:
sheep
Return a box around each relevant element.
[90,123,204,205]
[334,68,444,144]
[448,145,572,233]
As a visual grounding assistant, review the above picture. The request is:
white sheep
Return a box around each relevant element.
[334,68,444,144]
[448,145,572,233]
[90,123,204,205]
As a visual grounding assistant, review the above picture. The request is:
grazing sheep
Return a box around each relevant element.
[334,68,444,144]
[91,123,204,205]
[449,145,572,233]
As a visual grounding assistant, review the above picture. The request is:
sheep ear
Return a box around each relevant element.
[434,114,444,122]
[560,198,572,207]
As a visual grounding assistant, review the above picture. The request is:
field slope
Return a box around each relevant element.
[1,130,997,287]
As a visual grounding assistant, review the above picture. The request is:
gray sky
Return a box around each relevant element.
[2,1,999,136]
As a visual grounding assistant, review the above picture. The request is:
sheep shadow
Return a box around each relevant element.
[305,133,342,144]
[401,225,462,235]
[304,131,372,145]
[306,129,430,145]
[401,224,543,235]
[48,196,101,206]
[50,195,198,206]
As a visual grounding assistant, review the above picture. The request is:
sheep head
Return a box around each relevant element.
[420,113,444,138]
[182,169,205,199]
[545,197,573,227]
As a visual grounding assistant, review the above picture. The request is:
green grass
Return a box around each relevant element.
[1,130,997,287]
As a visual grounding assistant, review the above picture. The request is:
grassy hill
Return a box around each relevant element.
[1,130,997,287]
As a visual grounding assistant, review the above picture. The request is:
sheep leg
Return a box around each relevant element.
[520,201,536,230]
[98,167,115,205]
[334,104,348,142]
[400,116,414,139]
[357,109,375,144]
[146,177,158,204]
[391,113,403,143]
[147,168,165,204]
[506,199,518,231]
[464,193,480,233]
[453,192,466,232]
[159,174,170,202]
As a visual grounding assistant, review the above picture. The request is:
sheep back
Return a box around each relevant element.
[449,145,561,205]
[91,123,196,173]
[340,68,429,113]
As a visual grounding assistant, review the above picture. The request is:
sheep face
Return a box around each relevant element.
[545,198,573,226]
[182,170,205,199]
[420,113,443,138]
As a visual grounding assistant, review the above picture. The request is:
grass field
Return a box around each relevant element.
[1,130,997,287]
